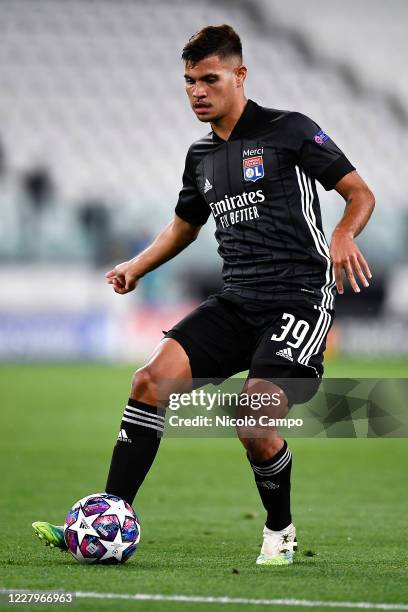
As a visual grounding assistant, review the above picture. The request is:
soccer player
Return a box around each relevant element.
[33,25,374,565]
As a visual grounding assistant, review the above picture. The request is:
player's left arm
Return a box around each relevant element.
[331,170,375,294]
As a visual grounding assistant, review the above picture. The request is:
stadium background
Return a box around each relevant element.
[0,0,407,610]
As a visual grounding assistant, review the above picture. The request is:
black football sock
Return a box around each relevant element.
[105,398,165,505]
[248,440,292,531]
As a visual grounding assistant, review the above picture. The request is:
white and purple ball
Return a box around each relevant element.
[64,493,140,564]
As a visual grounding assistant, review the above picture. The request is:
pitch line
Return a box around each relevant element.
[1,589,408,610]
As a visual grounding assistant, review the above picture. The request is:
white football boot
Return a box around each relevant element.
[256,523,297,565]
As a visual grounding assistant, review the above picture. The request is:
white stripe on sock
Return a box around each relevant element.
[251,450,292,476]
[126,405,165,422]
[122,416,164,432]
[124,409,165,427]
[251,448,290,474]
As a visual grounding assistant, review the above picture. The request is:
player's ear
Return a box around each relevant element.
[235,65,247,87]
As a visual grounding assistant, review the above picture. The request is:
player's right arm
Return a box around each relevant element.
[105,215,202,294]
[107,143,210,295]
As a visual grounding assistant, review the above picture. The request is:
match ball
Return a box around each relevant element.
[64,493,140,564]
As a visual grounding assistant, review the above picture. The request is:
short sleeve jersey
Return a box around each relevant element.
[175,100,355,309]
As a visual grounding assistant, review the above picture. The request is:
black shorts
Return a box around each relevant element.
[165,293,334,406]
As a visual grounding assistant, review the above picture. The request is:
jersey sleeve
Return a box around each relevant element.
[175,147,211,226]
[287,113,355,190]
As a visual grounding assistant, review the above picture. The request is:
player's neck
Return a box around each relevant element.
[211,96,248,141]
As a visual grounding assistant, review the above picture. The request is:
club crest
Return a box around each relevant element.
[243,155,264,182]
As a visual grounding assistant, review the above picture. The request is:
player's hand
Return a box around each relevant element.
[330,229,372,294]
[105,261,140,294]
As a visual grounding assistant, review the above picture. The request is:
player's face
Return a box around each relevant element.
[184,55,246,123]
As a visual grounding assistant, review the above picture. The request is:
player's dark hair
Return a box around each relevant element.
[182,24,242,65]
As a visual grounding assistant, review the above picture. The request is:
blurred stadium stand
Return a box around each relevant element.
[0,0,407,360]
[259,0,408,120]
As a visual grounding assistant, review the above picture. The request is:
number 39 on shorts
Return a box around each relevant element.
[270,313,310,349]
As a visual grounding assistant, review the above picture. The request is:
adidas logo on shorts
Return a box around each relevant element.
[275,347,293,362]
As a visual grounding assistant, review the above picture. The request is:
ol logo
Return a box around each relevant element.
[243,155,264,182]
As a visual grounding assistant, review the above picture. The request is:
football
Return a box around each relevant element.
[63,493,140,564]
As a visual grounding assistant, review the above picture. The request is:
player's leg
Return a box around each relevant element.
[239,304,334,564]
[105,337,192,504]
[236,377,297,565]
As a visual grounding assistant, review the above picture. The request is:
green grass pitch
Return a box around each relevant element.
[0,358,407,611]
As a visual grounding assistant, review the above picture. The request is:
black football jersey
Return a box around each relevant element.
[175,100,355,309]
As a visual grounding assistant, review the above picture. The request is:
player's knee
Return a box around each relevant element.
[130,366,158,403]
[239,436,284,463]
